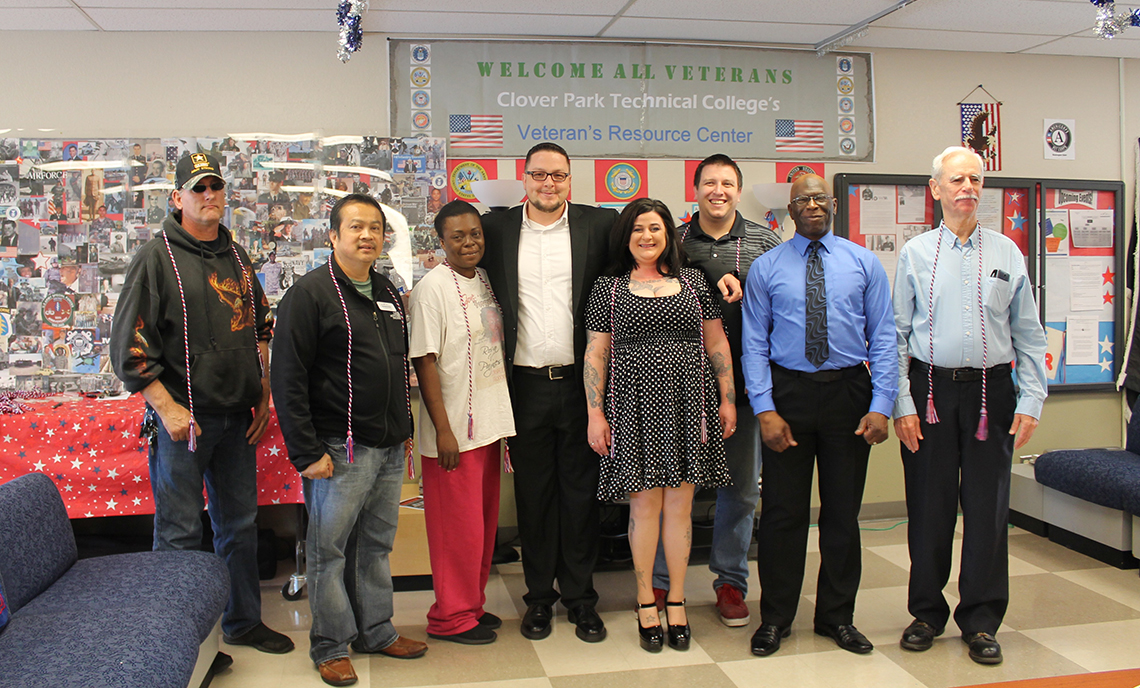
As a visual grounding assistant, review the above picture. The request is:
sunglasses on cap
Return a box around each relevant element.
[188,181,226,193]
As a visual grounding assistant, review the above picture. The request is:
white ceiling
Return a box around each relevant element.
[3,0,1140,58]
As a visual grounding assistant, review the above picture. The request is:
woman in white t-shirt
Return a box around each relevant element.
[409,200,515,645]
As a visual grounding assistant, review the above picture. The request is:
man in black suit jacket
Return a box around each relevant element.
[480,142,617,643]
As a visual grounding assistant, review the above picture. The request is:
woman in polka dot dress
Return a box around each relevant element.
[584,197,736,653]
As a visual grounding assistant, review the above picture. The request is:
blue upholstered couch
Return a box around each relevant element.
[0,473,230,688]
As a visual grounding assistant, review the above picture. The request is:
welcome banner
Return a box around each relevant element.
[390,40,875,162]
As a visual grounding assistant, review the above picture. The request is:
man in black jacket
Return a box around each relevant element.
[479,143,617,643]
[272,194,426,687]
[110,152,292,660]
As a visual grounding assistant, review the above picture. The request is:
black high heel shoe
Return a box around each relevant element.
[665,598,691,650]
[636,602,664,653]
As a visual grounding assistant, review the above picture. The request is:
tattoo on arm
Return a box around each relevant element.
[584,332,609,410]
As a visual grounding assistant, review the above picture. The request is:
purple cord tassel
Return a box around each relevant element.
[975,408,989,441]
[187,418,197,453]
[924,392,940,425]
[503,440,514,473]
[467,412,475,440]
[700,411,708,444]
[346,433,354,464]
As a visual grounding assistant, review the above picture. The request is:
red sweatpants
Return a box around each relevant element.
[421,441,501,635]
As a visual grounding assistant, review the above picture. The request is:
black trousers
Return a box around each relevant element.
[758,365,873,627]
[510,369,600,609]
[902,362,1016,636]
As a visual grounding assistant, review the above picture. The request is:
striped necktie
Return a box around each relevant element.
[804,240,829,368]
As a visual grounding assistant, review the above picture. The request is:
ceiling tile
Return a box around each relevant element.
[602,16,847,44]
[625,0,902,26]
[851,26,1058,53]
[0,7,95,29]
[360,11,613,36]
[878,0,1093,35]
[83,7,330,31]
[1021,34,1140,57]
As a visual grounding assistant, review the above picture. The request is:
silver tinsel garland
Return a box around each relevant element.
[337,0,368,63]
[1091,0,1140,39]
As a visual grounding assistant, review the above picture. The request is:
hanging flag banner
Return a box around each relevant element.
[595,160,648,202]
[447,158,497,201]
[960,102,1002,171]
[390,39,875,161]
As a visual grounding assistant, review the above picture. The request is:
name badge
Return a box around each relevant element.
[377,301,397,312]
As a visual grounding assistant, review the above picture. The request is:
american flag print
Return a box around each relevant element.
[448,114,504,148]
[774,119,825,153]
[960,103,1002,172]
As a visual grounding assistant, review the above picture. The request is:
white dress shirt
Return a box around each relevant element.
[515,201,574,367]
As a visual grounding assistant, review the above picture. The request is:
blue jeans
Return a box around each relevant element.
[653,405,760,594]
[149,410,260,638]
[304,440,404,666]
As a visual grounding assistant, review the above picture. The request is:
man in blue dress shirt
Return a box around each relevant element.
[741,174,898,657]
[893,147,1047,666]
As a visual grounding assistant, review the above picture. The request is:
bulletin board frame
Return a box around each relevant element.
[833,173,1123,393]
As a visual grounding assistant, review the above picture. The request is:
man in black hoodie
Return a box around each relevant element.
[110,153,293,659]
[272,194,426,687]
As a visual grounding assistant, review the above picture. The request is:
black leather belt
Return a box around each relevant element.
[516,364,574,381]
[911,359,1011,382]
[772,362,866,383]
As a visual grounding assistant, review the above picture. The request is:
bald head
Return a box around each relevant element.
[788,174,835,241]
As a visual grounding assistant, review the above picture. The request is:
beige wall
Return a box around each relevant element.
[3,32,1134,521]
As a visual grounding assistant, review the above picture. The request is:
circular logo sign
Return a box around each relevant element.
[838,117,855,134]
[605,163,641,201]
[783,165,817,183]
[450,161,489,201]
[410,67,431,88]
[42,294,74,327]
[430,174,447,189]
[1046,122,1072,154]
[412,90,430,108]
[837,76,854,95]
[411,45,430,64]
[837,56,853,74]
[838,96,854,114]
[412,112,431,130]
[839,138,857,155]
[4,206,19,221]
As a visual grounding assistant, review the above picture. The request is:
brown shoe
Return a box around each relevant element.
[378,635,428,659]
[317,657,357,686]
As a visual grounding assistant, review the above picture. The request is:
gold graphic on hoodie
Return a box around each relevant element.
[209,272,254,332]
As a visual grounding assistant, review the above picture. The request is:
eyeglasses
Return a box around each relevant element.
[188,181,225,193]
[525,171,569,183]
[791,193,832,208]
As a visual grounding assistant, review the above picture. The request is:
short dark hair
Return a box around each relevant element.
[692,153,742,188]
[524,142,570,169]
[329,193,385,234]
[433,200,480,238]
[607,197,684,278]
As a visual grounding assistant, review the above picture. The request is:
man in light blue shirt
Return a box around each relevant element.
[893,146,1047,666]
[741,174,897,657]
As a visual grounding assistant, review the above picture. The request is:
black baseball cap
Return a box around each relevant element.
[175,153,224,190]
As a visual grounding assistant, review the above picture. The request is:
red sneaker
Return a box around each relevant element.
[715,584,750,627]
[653,587,667,612]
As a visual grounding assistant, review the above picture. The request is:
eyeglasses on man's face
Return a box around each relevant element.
[525,171,569,183]
[189,181,226,194]
[790,193,832,208]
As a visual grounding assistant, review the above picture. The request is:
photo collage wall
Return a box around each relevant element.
[0,135,447,393]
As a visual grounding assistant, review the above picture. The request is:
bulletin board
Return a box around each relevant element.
[834,173,1122,392]
[1037,180,1124,391]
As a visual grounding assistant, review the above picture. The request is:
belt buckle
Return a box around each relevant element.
[952,368,968,382]
[548,366,564,381]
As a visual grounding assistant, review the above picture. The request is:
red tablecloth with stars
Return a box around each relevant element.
[0,395,303,518]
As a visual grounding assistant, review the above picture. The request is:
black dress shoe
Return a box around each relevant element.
[750,622,790,656]
[814,623,873,654]
[520,603,553,640]
[665,599,690,651]
[963,632,1003,665]
[567,604,607,642]
[900,619,942,652]
[636,602,664,653]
